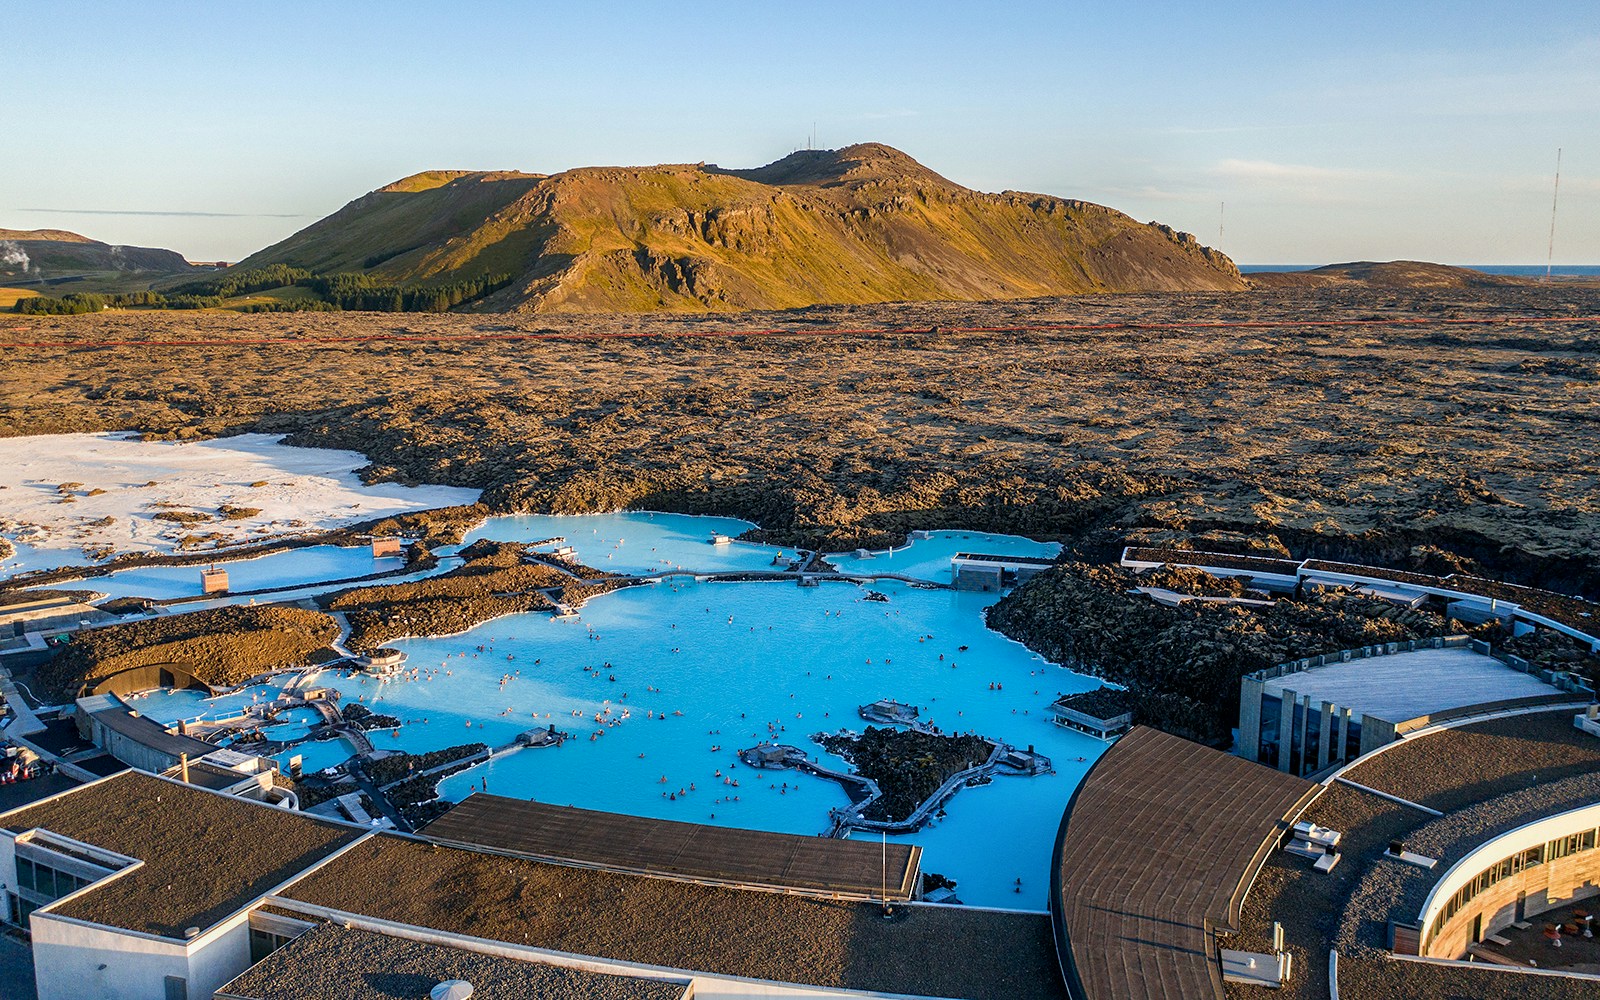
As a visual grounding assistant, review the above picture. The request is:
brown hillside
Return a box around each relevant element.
[1248,260,1524,290]
[0,227,198,284]
[239,144,1245,312]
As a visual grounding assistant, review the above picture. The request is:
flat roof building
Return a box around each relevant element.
[951,552,1055,592]
[1238,637,1576,777]
[0,770,363,1000]
[74,693,217,774]
[216,923,692,1000]
[282,833,1067,1000]
[1051,727,1318,1000]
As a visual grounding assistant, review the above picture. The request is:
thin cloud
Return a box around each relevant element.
[1160,124,1322,135]
[1212,159,1393,184]
[17,207,309,219]
[1094,184,1202,203]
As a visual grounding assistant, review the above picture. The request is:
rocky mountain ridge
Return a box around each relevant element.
[238,143,1248,312]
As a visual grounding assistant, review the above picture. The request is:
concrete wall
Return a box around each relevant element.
[93,723,178,774]
[186,913,253,1000]
[30,909,253,1000]
[32,915,191,1000]
[953,565,1002,592]
[0,832,16,922]
[1236,675,1264,760]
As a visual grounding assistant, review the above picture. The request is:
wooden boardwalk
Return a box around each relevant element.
[421,794,922,901]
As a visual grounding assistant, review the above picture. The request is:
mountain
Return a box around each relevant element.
[237,144,1246,312]
[1247,260,1525,290]
[0,228,203,287]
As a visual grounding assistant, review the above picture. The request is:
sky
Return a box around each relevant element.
[2,1,1597,265]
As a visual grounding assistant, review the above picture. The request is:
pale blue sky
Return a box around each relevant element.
[3,1,1596,264]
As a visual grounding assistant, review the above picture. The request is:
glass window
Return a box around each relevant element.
[249,928,274,963]
[15,859,34,894]
[1581,829,1597,852]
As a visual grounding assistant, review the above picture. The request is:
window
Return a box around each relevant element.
[15,858,34,894]
[13,856,99,908]
[249,927,298,964]
[163,976,187,1000]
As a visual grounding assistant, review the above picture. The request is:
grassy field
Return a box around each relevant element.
[217,285,325,310]
[0,287,39,309]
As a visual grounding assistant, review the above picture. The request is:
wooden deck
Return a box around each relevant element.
[420,793,921,900]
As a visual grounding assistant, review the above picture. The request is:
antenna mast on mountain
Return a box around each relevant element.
[1545,148,1562,282]
[1219,201,1225,244]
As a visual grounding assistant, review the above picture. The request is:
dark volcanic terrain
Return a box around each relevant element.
[2,286,1597,598]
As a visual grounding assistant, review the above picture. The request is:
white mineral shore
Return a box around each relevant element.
[0,432,480,575]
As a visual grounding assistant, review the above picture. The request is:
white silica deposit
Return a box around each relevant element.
[0,431,480,577]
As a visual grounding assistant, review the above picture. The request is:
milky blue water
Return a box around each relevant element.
[825,530,1061,584]
[0,542,87,580]
[132,515,1101,909]
[461,511,794,575]
[276,736,361,776]
[39,544,409,601]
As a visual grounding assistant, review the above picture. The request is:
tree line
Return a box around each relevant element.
[14,290,222,314]
[14,266,514,315]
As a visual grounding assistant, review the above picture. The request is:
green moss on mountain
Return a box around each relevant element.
[238,144,1244,312]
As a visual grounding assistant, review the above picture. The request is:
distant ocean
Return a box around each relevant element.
[1239,264,1600,276]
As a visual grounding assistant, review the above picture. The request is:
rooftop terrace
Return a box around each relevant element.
[280,833,1067,1000]
[1261,647,1564,724]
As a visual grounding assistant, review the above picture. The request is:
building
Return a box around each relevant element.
[3,770,1064,1000]
[1242,707,1600,1000]
[1236,636,1577,776]
[1,771,363,1000]
[74,693,217,774]
[158,748,295,808]
[951,553,1056,592]
[0,595,118,639]
[1120,547,1600,653]
[1051,709,1600,1000]
[1048,690,1133,741]
[421,793,924,901]
[1051,727,1319,999]
[215,923,693,1000]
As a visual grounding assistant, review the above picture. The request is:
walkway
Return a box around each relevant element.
[0,667,46,738]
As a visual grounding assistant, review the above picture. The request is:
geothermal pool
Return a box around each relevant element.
[41,544,413,601]
[460,511,803,575]
[136,517,1105,909]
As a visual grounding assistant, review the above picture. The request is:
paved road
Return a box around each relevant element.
[0,932,36,1000]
